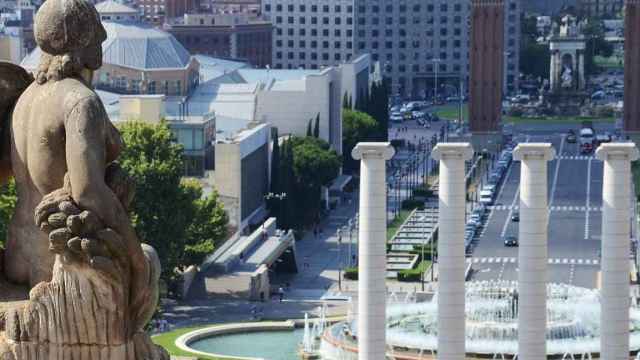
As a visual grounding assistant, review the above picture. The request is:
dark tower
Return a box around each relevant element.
[625,0,640,138]
[470,0,504,148]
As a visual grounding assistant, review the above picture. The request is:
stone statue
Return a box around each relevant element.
[561,64,573,89]
[0,0,168,358]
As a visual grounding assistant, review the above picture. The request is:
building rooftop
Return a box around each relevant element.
[95,0,137,14]
[195,55,250,82]
[22,21,193,71]
[235,68,319,84]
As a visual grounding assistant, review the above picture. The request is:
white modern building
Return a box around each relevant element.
[262,0,521,99]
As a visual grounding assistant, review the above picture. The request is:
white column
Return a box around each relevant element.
[432,143,473,360]
[513,143,555,360]
[597,143,639,360]
[352,142,395,360]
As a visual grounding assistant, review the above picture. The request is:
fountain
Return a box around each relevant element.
[320,281,640,359]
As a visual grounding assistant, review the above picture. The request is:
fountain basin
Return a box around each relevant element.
[321,281,640,359]
[176,321,301,360]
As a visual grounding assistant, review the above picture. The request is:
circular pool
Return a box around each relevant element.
[175,322,305,360]
[189,329,304,359]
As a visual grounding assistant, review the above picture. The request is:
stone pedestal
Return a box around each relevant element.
[432,143,473,360]
[513,143,555,360]
[352,142,395,360]
[596,143,639,360]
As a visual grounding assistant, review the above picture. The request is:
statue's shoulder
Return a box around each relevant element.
[55,78,105,113]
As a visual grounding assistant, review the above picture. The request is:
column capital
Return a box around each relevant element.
[513,143,556,162]
[596,143,640,162]
[352,142,395,161]
[432,143,474,161]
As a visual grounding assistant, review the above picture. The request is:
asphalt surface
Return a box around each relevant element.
[469,123,617,289]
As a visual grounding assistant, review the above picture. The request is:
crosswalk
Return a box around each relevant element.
[467,257,600,265]
[490,205,603,212]
[556,155,596,161]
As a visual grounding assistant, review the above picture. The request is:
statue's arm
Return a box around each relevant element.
[64,97,151,321]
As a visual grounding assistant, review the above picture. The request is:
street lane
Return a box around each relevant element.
[469,130,607,289]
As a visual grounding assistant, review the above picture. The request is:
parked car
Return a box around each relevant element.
[566,130,577,143]
[479,190,494,205]
[511,211,519,222]
[504,236,518,247]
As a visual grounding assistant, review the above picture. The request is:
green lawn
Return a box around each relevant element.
[152,326,224,360]
[434,104,468,122]
[504,115,616,124]
[387,209,412,241]
[595,55,624,69]
[433,103,615,124]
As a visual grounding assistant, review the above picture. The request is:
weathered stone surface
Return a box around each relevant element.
[0,0,168,358]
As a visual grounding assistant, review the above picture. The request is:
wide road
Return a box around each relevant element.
[469,123,617,289]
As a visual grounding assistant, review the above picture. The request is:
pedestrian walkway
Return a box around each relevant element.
[467,257,600,265]
[489,205,603,212]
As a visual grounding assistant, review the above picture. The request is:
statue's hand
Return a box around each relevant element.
[36,192,130,286]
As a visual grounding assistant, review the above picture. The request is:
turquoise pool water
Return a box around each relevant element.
[189,329,304,360]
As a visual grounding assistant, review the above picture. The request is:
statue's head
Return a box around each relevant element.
[33,0,107,84]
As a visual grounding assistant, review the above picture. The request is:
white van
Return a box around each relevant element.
[479,190,494,205]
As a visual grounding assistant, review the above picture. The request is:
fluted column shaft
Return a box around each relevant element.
[597,143,639,360]
[353,142,395,360]
[514,143,555,360]
[433,143,473,360]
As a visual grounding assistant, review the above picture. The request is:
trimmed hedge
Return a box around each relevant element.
[397,261,430,282]
[344,267,358,280]
[402,199,424,210]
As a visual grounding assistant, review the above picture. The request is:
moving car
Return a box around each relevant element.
[511,211,519,222]
[566,130,577,143]
[504,236,518,247]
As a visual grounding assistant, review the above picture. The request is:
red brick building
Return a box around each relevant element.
[469,0,504,135]
[167,13,272,68]
[625,0,640,134]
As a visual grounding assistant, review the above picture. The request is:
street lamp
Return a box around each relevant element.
[418,215,427,291]
[432,58,442,104]
[503,51,512,99]
[337,228,343,291]
[264,192,287,227]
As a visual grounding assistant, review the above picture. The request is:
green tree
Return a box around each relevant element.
[313,113,320,138]
[365,80,390,141]
[583,18,614,75]
[270,136,340,230]
[182,179,228,266]
[342,110,378,173]
[520,14,551,79]
[278,139,295,230]
[521,42,551,79]
[306,119,312,137]
[118,121,228,280]
[0,179,16,249]
[268,128,281,219]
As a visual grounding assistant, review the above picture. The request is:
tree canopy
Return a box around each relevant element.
[342,109,378,173]
[271,135,341,229]
[118,121,228,280]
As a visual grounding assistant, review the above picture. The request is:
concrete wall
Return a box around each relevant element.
[215,123,270,227]
[0,33,23,64]
[94,58,200,96]
[255,67,343,153]
[119,95,166,122]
